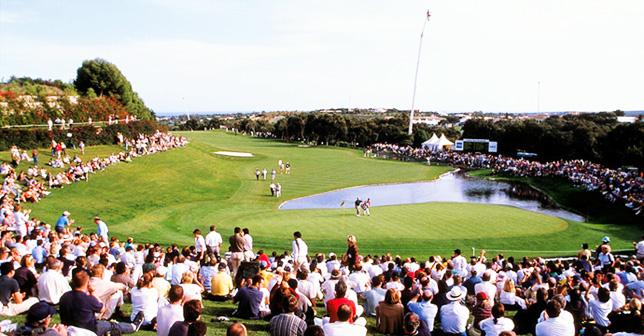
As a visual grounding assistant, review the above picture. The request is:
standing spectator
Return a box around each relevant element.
[95,217,108,242]
[55,211,71,234]
[345,235,359,272]
[243,228,254,261]
[634,235,644,262]
[193,229,206,263]
[292,231,308,269]
[32,149,38,166]
[205,225,223,263]
[229,227,245,276]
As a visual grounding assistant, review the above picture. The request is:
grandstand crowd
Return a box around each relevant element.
[0,136,643,336]
[367,143,644,218]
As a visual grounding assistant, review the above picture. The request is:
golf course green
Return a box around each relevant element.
[12,130,635,258]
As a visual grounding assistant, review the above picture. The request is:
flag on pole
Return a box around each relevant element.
[427,10,431,20]
[341,201,345,207]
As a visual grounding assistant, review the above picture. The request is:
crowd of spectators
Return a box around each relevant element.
[367,143,644,217]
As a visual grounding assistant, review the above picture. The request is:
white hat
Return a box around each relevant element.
[63,211,70,216]
[447,287,466,301]
[602,236,610,243]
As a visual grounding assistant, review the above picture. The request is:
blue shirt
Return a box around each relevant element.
[233,286,264,319]
[408,301,439,331]
[56,215,69,228]
[31,245,48,264]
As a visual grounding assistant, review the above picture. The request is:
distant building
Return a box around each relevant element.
[617,116,637,123]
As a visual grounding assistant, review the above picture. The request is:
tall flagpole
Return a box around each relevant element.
[409,11,432,135]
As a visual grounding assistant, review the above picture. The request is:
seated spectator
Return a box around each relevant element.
[323,303,367,336]
[609,297,644,334]
[111,261,135,289]
[0,262,39,316]
[59,270,143,336]
[326,280,365,325]
[472,292,493,332]
[210,262,234,301]
[479,303,515,336]
[584,286,612,333]
[14,301,67,336]
[187,320,207,336]
[363,275,387,317]
[376,288,405,334]
[500,278,526,310]
[440,287,469,335]
[168,299,202,336]
[180,271,204,302]
[227,323,247,336]
[233,275,270,319]
[157,285,184,336]
[269,294,307,336]
[402,312,431,336]
[535,300,574,336]
[89,263,127,320]
[37,257,71,305]
[130,272,158,327]
[407,289,438,332]
[14,254,38,297]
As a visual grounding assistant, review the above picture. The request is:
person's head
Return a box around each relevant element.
[137,272,153,289]
[193,229,201,236]
[0,262,14,277]
[281,294,298,313]
[115,261,127,275]
[337,304,352,322]
[25,301,56,327]
[403,312,421,334]
[226,323,247,336]
[252,274,264,288]
[20,254,34,268]
[243,228,249,235]
[422,289,433,302]
[71,269,90,289]
[48,258,63,271]
[90,264,105,278]
[303,325,324,336]
[183,300,202,323]
[335,280,348,298]
[629,298,642,313]
[181,271,194,284]
[598,287,611,303]
[347,235,356,245]
[234,227,241,234]
[372,275,383,288]
[491,303,506,323]
[210,225,216,232]
[503,279,515,292]
[293,231,301,239]
[545,299,562,318]
[582,243,589,249]
[187,321,207,336]
[385,288,401,304]
[168,285,184,304]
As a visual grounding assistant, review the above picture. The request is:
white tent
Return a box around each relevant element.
[421,133,439,150]
[422,133,454,151]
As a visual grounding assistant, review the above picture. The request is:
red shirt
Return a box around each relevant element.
[326,297,356,323]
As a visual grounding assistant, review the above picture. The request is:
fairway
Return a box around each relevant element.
[12,131,634,257]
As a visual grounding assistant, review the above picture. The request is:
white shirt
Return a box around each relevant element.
[130,287,159,323]
[156,304,183,336]
[587,296,612,327]
[292,238,308,262]
[38,269,71,304]
[479,317,515,336]
[194,235,206,253]
[171,263,190,285]
[535,316,575,336]
[180,283,203,302]
[323,321,367,336]
[474,281,497,301]
[452,255,467,276]
[440,302,470,333]
[205,231,223,248]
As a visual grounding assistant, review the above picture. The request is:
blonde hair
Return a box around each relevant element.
[503,279,515,292]
[385,288,401,304]
[181,271,194,284]
[347,235,356,244]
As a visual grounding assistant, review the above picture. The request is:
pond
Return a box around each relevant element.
[279,171,585,222]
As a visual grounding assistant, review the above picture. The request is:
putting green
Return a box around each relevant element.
[6,131,634,257]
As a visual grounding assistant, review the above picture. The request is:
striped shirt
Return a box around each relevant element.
[269,313,307,336]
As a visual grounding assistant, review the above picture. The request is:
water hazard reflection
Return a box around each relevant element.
[279,171,585,222]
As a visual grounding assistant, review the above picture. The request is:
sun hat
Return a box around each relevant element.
[602,236,611,243]
[447,287,466,301]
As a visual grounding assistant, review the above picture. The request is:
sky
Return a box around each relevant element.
[1,0,643,115]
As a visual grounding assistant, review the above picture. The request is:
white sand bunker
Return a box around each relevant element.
[214,151,254,157]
